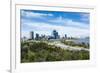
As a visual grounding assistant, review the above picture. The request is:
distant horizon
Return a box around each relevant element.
[21,9,90,38]
[21,30,90,39]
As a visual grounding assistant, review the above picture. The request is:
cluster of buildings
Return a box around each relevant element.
[22,30,68,41]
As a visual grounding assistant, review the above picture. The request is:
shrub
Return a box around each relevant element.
[21,41,89,63]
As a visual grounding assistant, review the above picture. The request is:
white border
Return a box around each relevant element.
[11,4,96,73]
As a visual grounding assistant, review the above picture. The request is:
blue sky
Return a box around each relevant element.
[20,9,90,38]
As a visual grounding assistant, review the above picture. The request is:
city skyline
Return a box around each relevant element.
[22,30,66,40]
[21,9,90,38]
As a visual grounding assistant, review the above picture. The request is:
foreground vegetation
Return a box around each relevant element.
[21,41,89,63]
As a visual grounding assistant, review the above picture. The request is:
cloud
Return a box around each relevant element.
[47,16,89,29]
[21,10,89,38]
[21,19,89,38]
[65,19,89,29]
[21,10,53,18]
[80,13,90,23]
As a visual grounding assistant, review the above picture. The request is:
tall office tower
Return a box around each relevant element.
[30,31,34,40]
[65,34,67,39]
[35,33,39,40]
[52,30,59,39]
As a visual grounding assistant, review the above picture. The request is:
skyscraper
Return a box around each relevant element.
[65,34,67,39]
[52,30,59,39]
[30,31,34,40]
[35,33,39,40]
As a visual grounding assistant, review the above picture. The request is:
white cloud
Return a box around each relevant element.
[80,13,89,22]
[21,11,89,38]
[21,19,89,38]
[65,19,89,29]
[21,10,53,18]
[48,16,89,29]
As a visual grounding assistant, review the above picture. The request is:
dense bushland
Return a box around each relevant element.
[21,41,89,63]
